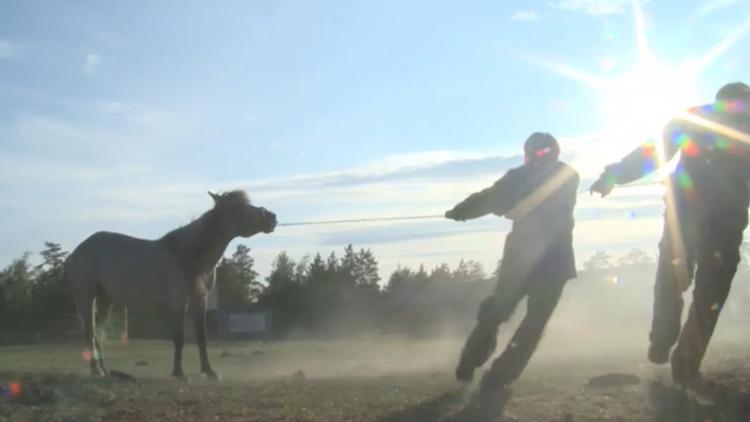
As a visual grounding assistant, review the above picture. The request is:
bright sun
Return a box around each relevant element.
[525,1,750,176]
[599,59,698,141]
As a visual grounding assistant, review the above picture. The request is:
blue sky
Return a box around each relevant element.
[1,0,749,279]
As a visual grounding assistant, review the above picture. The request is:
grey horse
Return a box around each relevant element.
[65,190,276,379]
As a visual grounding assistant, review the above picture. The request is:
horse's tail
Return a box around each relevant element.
[63,251,82,315]
[63,244,84,292]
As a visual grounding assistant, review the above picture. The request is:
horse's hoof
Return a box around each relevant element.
[172,371,187,381]
[90,369,109,378]
[203,371,221,382]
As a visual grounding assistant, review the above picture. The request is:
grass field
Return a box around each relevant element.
[1,335,749,421]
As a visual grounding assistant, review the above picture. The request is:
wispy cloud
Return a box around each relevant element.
[83,52,102,74]
[0,155,152,187]
[10,115,136,163]
[7,105,194,167]
[551,0,651,16]
[0,39,18,58]
[0,137,670,278]
[511,11,540,22]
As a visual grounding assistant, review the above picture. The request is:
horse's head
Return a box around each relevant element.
[209,191,277,237]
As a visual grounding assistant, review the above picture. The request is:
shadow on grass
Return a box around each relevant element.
[377,386,514,422]
[443,386,512,422]
[376,390,467,422]
[649,380,750,422]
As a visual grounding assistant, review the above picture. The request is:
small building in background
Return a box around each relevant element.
[206,282,271,341]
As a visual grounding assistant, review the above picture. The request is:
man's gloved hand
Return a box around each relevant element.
[445,209,463,221]
[590,168,617,198]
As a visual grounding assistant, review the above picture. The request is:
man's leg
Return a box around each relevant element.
[479,277,566,392]
[649,218,696,364]
[671,232,740,386]
[455,280,525,382]
[456,278,565,422]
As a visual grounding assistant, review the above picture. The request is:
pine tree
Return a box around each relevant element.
[216,244,261,310]
[453,259,486,282]
[259,251,301,335]
[428,263,453,284]
[0,253,33,317]
[617,248,654,267]
[584,250,613,272]
[265,251,296,290]
[414,264,428,285]
[307,253,327,284]
[354,248,380,292]
[326,252,339,277]
[30,242,73,334]
[339,244,357,286]
[0,253,34,342]
[294,255,311,285]
[385,265,413,298]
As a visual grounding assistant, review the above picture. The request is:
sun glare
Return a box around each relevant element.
[563,58,699,178]
[525,1,749,177]
[599,60,698,142]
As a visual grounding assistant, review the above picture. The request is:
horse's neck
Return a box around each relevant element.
[167,211,232,278]
[193,231,232,277]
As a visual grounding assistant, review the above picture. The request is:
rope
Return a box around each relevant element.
[278,214,445,227]
[278,180,667,227]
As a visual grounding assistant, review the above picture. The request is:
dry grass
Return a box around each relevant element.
[1,336,749,421]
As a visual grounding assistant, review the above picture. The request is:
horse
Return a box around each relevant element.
[65,190,276,379]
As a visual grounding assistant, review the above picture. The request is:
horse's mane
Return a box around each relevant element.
[215,190,251,207]
[159,190,249,276]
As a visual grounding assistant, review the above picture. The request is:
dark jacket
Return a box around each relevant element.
[604,102,750,231]
[448,161,579,282]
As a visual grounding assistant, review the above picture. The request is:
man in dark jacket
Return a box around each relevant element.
[446,132,579,415]
[590,82,750,387]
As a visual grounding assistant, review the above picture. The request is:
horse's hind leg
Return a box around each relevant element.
[93,291,113,375]
[94,301,112,376]
[93,335,108,375]
[167,274,189,379]
[75,293,107,377]
[170,298,188,379]
[121,306,129,343]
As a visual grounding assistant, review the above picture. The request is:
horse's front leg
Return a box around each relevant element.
[190,294,219,380]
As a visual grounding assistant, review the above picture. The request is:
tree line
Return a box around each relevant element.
[0,242,75,344]
[0,241,489,342]
[2,241,748,344]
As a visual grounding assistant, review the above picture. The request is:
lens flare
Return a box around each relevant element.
[521,0,750,176]
[677,170,694,190]
[8,382,21,399]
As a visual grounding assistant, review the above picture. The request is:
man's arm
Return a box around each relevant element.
[445,170,521,221]
[590,120,682,196]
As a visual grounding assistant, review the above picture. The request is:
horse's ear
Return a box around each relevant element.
[208,191,220,203]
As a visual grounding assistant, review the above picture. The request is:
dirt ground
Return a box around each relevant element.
[0,337,749,421]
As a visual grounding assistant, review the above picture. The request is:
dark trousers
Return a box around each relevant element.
[460,272,567,391]
[650,205,742,377]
